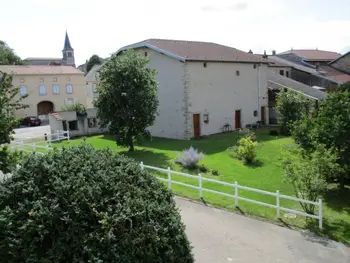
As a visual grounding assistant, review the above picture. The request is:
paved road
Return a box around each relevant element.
[13,125,50,140]
[175,197,350,263]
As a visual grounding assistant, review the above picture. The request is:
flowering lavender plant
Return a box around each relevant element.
[176,146,204,169]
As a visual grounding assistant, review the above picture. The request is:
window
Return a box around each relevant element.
[203,62,207,68]
[53,77,57,82]
[144,51,148,57]
[279,70,284,76]
[68,52,72,57]
[253,64,257,69]
[66,84,73,94]
[88,118,97,128]
[253,110,258,117]
[93,83,98,93]
[67,77,71,81]
[236,70,240,76]
[40,78,44,83]
[20,78,25,83]
[20,86,27,96]
[52,84,60,94]
[39,84,46,95]
[68,120,78,130]
[286,71,289,78]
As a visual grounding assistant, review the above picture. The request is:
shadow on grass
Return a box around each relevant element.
[118,149,172,168]
[304,218,350,246]
[102,129,287,155]
[323,186,350,215]
[245,160,264,168]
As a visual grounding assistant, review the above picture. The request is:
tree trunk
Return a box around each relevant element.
[128,134,134,152]
[339,173,345,190]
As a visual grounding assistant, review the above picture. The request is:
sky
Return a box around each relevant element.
[1,0,350,66]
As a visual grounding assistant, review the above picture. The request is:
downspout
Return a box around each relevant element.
[257,64,261,124]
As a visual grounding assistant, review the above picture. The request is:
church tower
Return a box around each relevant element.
[62,31,75,67]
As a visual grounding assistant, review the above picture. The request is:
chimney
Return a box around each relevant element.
[263,50,267,58]
[248,49,253,54]
[272,50,276,56]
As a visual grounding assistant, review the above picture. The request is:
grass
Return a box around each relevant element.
[39,129,349,244]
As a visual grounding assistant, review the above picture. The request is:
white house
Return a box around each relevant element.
[85,64,103,109]
[116,39,269,139]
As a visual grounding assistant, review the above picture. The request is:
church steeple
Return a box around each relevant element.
[62,31,75,67]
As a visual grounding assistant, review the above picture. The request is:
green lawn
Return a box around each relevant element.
[49,129,349,244]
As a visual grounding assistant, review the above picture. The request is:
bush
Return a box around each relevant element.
[0,148,25,174]
[198,164,209,173]
[281,145,341,214]
[269,130,279,136]
[177,146,204,170]
[230,134,258,164]
[0,144,194,263]
[211,169,220,176]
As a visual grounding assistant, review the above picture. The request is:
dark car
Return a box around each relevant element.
[23,116,41,126]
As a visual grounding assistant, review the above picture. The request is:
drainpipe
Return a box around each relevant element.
[257,63,261,125]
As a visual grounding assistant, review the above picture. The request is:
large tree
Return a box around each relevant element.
[94,50,158,151]
[86,54,103,73]
[0,41,24,65]
[0,73,28,172]
[275,89,312,135]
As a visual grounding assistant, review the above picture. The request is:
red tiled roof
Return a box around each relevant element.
[320,65,350,83]
[0,65,83,75]
[278,49,340,61]
[24,57,62,61]
[121,39,268,63]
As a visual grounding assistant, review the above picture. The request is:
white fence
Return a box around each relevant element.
[140,162,323,229]
[10,130,70,154]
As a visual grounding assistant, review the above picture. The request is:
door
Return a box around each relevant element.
[235,110,241,129]
[193,114,200,137]
[261,106,265,125]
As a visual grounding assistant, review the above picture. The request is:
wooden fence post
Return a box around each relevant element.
[167,167,172,190]
[234,181,238,207]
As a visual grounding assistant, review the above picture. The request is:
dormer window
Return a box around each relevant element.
[68,52,72,57]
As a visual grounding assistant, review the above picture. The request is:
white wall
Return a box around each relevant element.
[135,48,186,139]
[186,62,269,137]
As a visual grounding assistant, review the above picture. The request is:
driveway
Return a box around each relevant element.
[175,197,350,263]
[13,125,51,141]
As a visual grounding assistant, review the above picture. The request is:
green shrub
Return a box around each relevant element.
[198,164,209,173]
[230,134,258,164]
[176,146,204,170]
[0,148,25,173]
[211,169,220,176]
[0,144,194,263]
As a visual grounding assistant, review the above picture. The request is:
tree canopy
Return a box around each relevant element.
[94,50,159,151]
[0,144,194,262]
[0,41,24,65]
[86,54,103,73]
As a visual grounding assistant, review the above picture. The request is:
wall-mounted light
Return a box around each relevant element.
[203,113,209,123]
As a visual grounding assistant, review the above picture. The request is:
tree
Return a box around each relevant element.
[0,73,28,172]
[0,144,194,262]
[275,89,312,135]
[94,50,159,151]
[281,145,340,214]
[0,41,24,65]
[86,54,102,73]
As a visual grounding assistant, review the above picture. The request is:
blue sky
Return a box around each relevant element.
[1,0,349,66]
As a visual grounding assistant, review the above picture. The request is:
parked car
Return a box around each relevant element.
[23,116,41,126]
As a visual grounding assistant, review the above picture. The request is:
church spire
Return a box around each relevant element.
[63,31,73,50]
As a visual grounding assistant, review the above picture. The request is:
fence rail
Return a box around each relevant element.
[10,130,70,154]
[141,162,323,229]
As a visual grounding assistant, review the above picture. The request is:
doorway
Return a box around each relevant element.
[235,110,241,129]
[193,114,200,137]
[37,101,54,116]
[261,106,265,125]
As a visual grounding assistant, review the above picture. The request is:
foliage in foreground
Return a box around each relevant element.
[94,50,159,151]
[281,145,341,214]
[229,134,258,164]
[0,144,194,263]
[0,40,25,65]
[177,146,204,170]
[0,73,28,173]
[86,54,103,73]
[275,89,312,135]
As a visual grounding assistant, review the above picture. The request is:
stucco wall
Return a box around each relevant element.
[12,73,87,117]
[135,48,186,139]
[269,67,291,77]
[186,62,269,137]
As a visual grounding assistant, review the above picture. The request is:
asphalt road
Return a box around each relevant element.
[175,197,350,263]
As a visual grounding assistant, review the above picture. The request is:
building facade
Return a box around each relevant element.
[115,39,269,139]
[0,65,87,120]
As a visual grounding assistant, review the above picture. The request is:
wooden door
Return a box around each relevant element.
[235,110,241,129]
[193,114,200,137]
[261,106,265,125]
